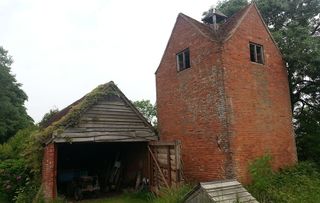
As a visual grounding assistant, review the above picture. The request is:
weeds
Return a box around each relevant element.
[247,155,320,203]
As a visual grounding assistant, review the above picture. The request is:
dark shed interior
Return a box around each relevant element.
[57,142,148,199]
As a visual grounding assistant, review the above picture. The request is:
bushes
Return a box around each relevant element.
[0,159,30,201]
[0,127,40,202]
[248,155,320,203]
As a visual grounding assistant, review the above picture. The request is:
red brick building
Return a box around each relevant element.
[156,3,297,183]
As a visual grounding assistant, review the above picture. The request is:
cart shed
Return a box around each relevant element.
[41,81,159,200]
[183,180,258,203]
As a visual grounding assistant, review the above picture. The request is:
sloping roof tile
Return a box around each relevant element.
[178,3,253,42]
[179,13,218,41]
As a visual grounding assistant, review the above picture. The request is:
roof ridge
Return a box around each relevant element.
[42,81,156,144]
[177,4,254,43]
[178,13,217,42]
[219,3,254,41]
[42,81,114,128]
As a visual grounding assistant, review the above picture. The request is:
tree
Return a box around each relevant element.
[216,0,320,163]
[216,0,249,17]
[295,108,320,165]
[133,100,157,127]
[38,108,59,128]
[0,47,33,143]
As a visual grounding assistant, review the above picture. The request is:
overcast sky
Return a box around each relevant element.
[1,0,218,122]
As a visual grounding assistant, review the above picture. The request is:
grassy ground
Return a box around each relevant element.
[79,194,148,203]
[247,159,320,203]
[74,185,191,203]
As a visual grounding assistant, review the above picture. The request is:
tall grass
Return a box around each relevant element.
[247,156,320,203]
[149,184,192,203]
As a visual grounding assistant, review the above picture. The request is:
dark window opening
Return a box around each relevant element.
[176,48,191,71]
[249,43,264,64]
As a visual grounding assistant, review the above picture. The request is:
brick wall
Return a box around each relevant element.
[42,143,57,199]
[222,6,297,183]
[156,16,233,182]
[156,5,297,184]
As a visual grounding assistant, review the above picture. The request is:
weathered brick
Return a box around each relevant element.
[156,5,297,184]
[42,143,57,200]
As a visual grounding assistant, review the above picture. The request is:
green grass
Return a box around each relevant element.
[80,193,148,203]
[77,185,192,203]
[247,157,320,203]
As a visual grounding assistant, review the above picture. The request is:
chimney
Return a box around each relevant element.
[202,8,227,30]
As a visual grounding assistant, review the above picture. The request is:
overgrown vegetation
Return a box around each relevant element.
[0,127,40,202]
[38,108,59,128]
[248,155,320,203]
[0,81,121,202]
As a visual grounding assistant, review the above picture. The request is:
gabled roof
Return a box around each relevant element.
[179,13,218,42]
[178,4,252,42]
[218,4,252,41]
[156,3,282,74]
[175,3,280,44]
[42,81,157,144]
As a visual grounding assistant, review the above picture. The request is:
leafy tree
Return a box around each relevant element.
[133,100,157,127]
[296,108,320,165]
[216,0,249,17]
[216,0,320,163]
[38,108,59,128]
[0,47,33,143]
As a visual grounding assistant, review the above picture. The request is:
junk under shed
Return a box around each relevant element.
[57,142,148,199]
[41,82,160,200]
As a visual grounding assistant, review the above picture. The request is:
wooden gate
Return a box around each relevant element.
[148,141,182,192]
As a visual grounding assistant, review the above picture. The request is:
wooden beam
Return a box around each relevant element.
[149,141,176,146]
[167,146,172,186]
[148,146,169,188]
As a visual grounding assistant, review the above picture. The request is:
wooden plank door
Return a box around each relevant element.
[148,141,182,192]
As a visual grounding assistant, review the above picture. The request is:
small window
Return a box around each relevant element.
[249,43,264,64]
[176,48,191,71]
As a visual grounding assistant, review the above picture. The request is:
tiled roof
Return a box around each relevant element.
[42,96,85,128]
[178,3,253,42]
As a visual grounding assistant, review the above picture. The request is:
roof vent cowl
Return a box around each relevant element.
[202,8,227,30]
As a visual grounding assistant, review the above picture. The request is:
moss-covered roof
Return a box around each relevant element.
[41,81,155,144]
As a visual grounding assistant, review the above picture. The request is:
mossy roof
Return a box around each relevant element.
[41,81,155,144]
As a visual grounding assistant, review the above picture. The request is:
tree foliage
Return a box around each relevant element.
[0,47,33,143]
[216,0,320,164]
[216,0,249,17]
[38,108,59,128]
[0,126,39,202]
[296,108,320,165]
[133,100,157,127]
